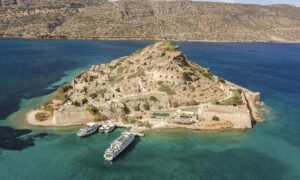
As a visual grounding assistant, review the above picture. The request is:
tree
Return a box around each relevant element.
[89,93,97,99]
[81,98,88,105]
[150,96,158,102]
[143,102,150,111]
[73,101,81,107]
[212,116,220,121]
[86,105,98,114]
[133,104,140,111]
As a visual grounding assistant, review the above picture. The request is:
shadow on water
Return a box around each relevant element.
[0,126,51,151]
[0,126,34,150]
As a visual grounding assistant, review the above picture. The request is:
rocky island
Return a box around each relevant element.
[26,41,262,131]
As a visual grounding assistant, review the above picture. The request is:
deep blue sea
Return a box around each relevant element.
[0,39,299,180]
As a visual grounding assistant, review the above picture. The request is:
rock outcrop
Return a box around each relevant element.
[1,0,300,42]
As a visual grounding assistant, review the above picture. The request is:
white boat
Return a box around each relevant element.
[104,131,135,161]
[77,122,100,137]
[99,123,116,133]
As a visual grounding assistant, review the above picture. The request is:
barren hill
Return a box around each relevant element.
[1,0,300,42]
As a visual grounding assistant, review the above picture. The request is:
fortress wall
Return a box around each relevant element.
[198,104,252,129]
[244,91,262,122]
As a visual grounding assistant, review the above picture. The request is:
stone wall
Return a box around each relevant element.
[198,104,252,129]
[244,91,262,122]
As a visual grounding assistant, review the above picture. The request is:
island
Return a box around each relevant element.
[26,41,262,132]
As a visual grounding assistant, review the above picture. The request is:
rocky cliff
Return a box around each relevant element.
[1,0,300,42]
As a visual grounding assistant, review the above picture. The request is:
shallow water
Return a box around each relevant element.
[0,39,300,180]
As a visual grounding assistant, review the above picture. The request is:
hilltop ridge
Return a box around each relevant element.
[26,41,262,131]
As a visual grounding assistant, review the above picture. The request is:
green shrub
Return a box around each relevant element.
[218,89,243,106]
[123,103,131,114]
[86,105,98,114]
[202,71,213,79]
[133,104,140,111]
[81,98,88,105]
[186,100,199,106]
[182,72,192,81]
[94,112,107,122]
[89,75,96,82]
[212,116,220,121]
[55,84,72,100]
[35,112,48,121]
[115,88,121,92]
[83,86,87,93]
[108,65,114,70]
[117,66,124,74]
[159,42,178,51]
[218,77,226,83]
[89,93,97,99]
[171,100,179,108]
[189,85,196,92]
[143,102,150,111]
[55,92,67,101]
[60,84,72,93]
[44,104,54,115]
[122,116,136,123]
[98,88,107,98]
[116,61,122,66]
[152,112,170,117]
[150,96,158,102]
[73,101,81,107]
[159,84,176,95]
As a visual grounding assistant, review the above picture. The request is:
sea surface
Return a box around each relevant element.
[0,39,299,180]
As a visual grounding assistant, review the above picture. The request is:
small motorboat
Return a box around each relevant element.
[77,122,100,137]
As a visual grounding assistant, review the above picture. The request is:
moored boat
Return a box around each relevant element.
[104,131,135,161]
[77,122,100,137]
[99,123,116,133]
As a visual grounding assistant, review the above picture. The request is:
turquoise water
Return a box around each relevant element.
[0,39,300,180]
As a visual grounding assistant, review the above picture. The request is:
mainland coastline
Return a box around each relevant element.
[1,1,300,43]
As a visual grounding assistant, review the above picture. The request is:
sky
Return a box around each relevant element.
[193,0,300,6]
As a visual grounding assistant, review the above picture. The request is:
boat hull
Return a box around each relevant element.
[104,134,135,161]
[77,124,100,137]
